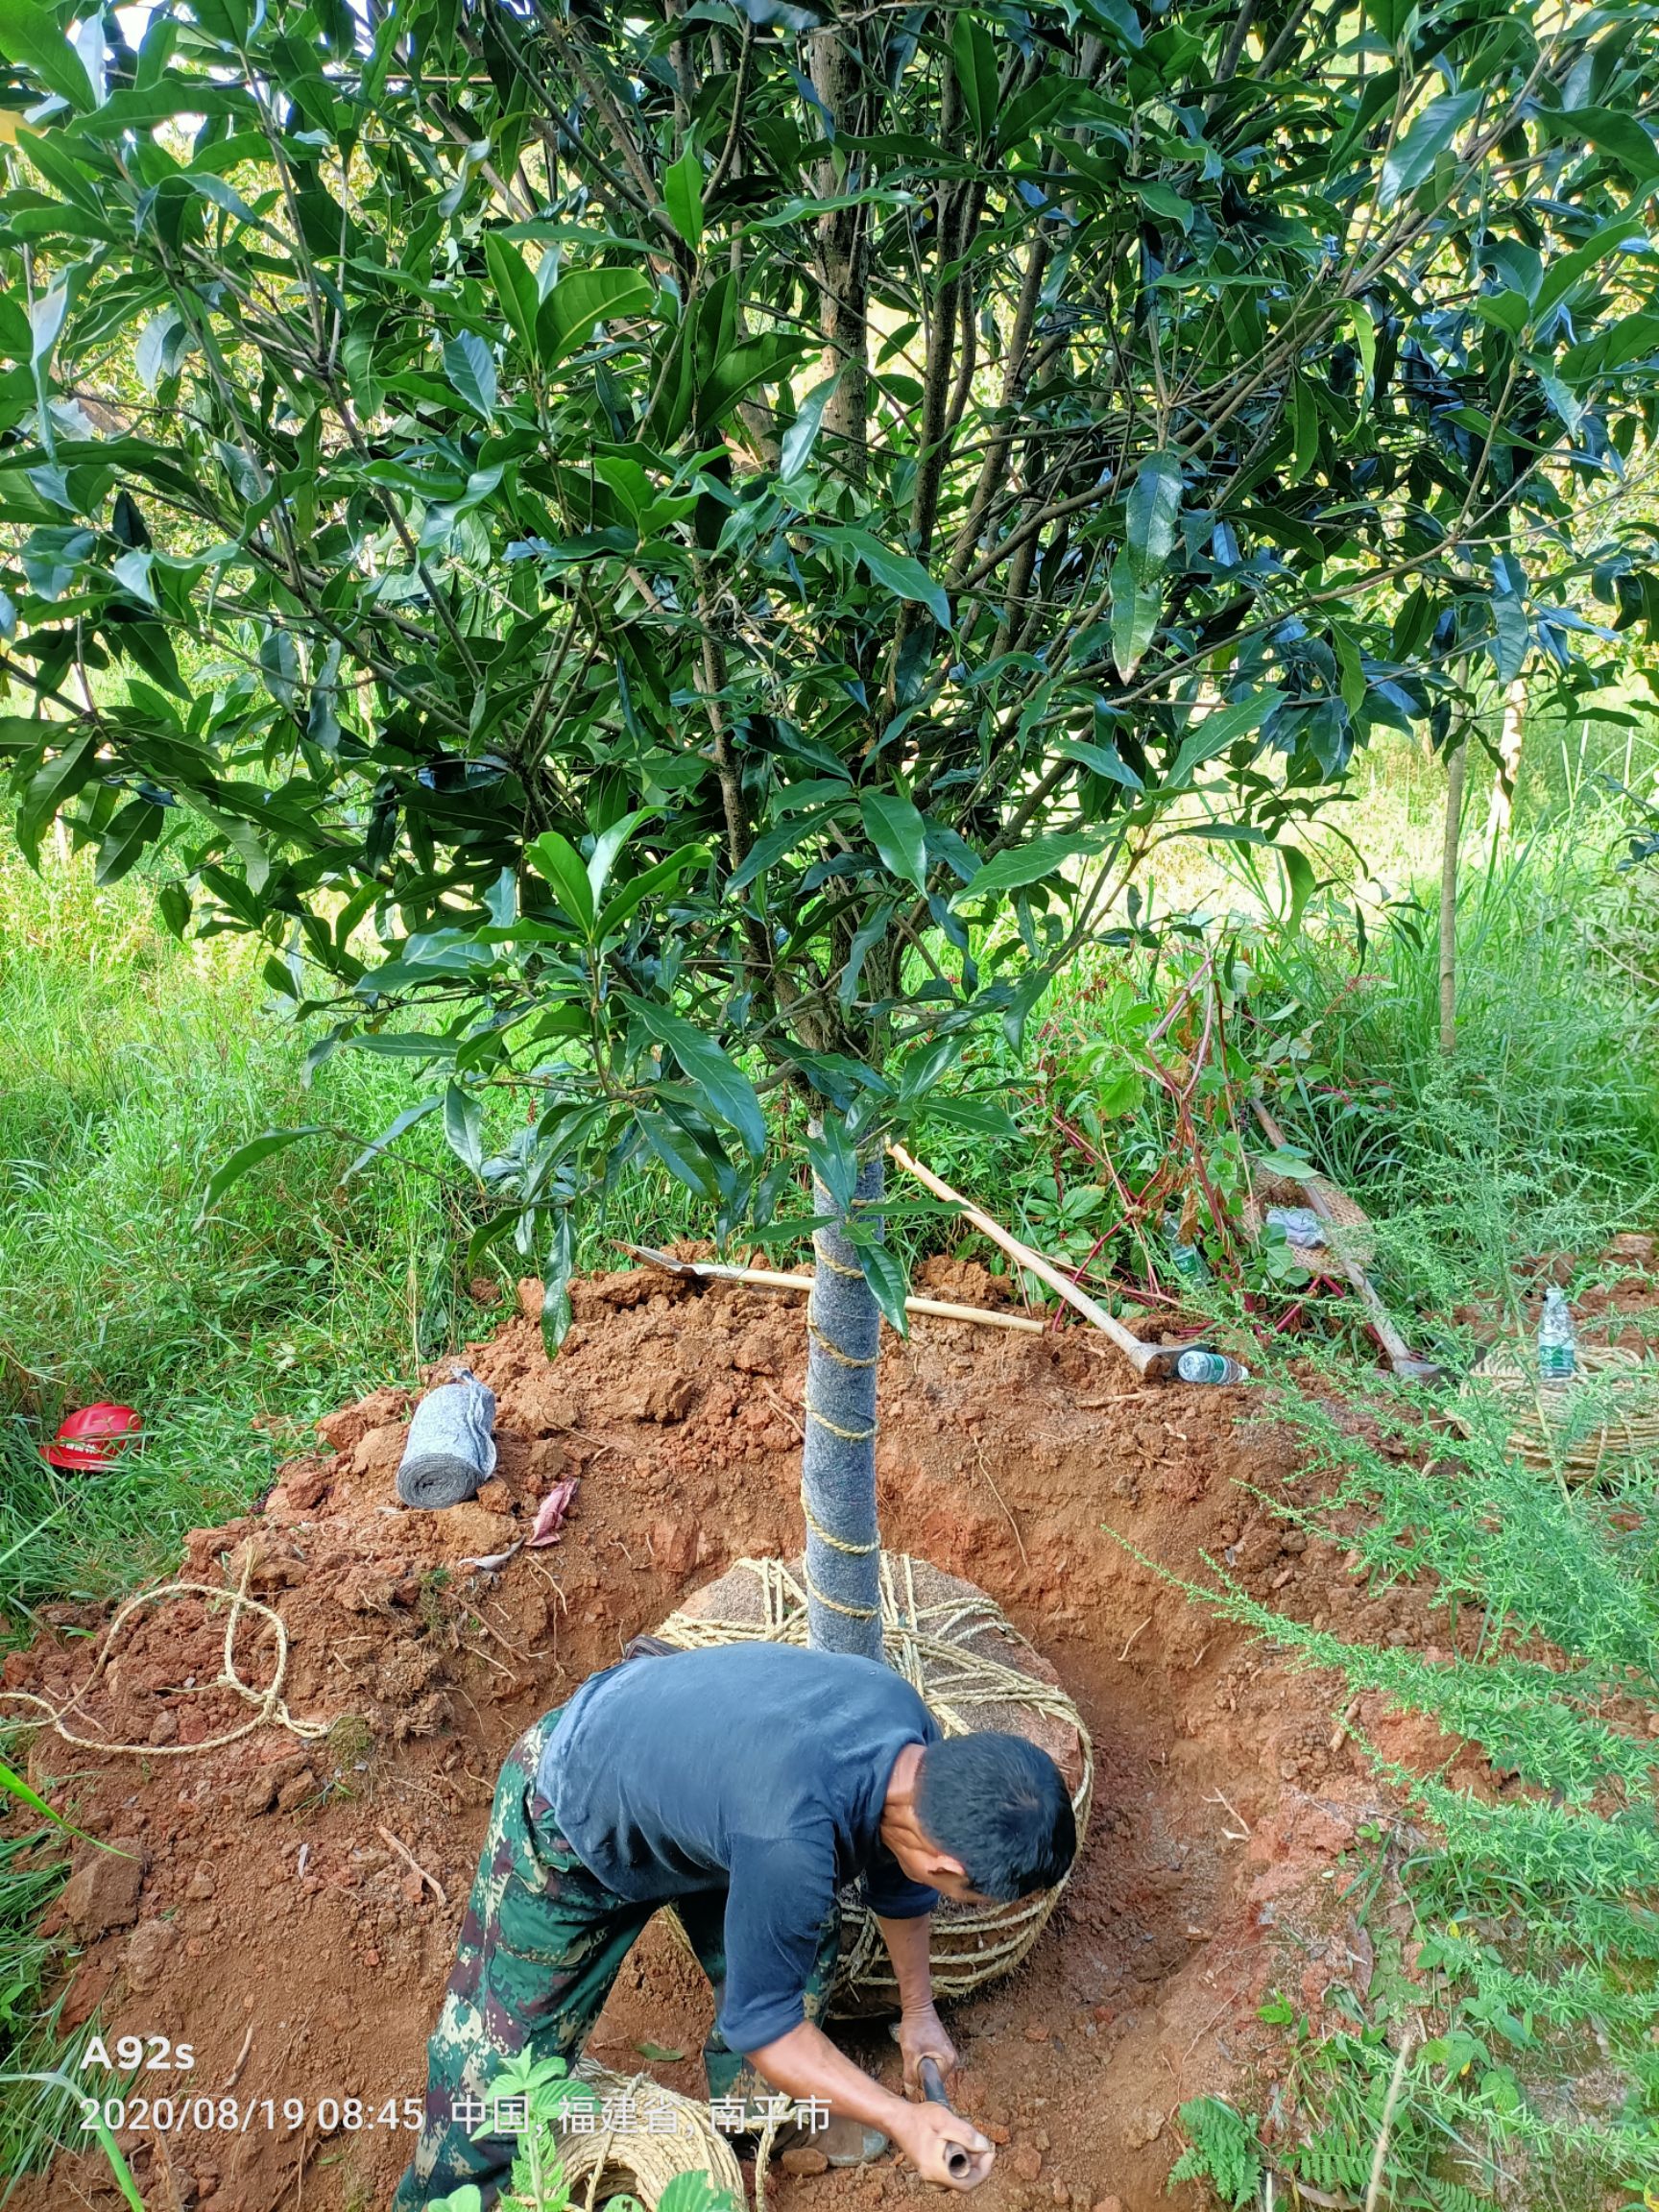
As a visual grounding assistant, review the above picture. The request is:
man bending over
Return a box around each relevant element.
[395,1640,1076,2205]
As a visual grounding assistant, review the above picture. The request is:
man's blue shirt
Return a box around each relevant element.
[538,1643,941,2052]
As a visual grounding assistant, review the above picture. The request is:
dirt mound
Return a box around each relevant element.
[4,1262,1454,2212]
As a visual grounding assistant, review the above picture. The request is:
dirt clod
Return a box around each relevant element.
[781,2149,831,2176]
[121,1918,177,1991]
[59,1840,145,1938]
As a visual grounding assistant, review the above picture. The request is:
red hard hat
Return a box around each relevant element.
[42,1403,144,1471]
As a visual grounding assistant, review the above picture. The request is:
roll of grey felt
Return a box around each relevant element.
[801,1146,884,1661]
[396,1371,498,1509]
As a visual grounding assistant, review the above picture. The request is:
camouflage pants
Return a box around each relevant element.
[393,1709,841,2210]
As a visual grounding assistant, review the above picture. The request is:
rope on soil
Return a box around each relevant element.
[0,1547,332,1758]
[559,2065,746,2211]
[655,1553,1094,2011]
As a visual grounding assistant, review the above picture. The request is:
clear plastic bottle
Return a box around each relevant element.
[1537,1286,1578,1387]
[1175,1348,1251,1385]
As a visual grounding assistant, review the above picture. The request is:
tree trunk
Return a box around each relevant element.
[1484,677,1526,844]
[801,1145,884,1659]
[1439,738,1466,1057]
[808,19,869,485]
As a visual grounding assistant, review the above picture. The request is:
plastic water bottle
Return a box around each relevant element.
[1164,1212,1207,1283]
[1537,1287,1578,1387]
[1175,1348,1251,1385]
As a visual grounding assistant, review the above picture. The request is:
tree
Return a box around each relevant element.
[2,0,1657,1654]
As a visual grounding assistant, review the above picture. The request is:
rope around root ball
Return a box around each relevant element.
[0,1546,332,1759]
[655,1552,1094,2013]
[558,2066,746,2211]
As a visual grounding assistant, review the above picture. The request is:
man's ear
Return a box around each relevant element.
[925,1850,969,1883]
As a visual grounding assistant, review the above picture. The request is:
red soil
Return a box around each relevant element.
[3,1260,1460,2212]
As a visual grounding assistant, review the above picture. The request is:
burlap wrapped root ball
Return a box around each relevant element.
[655,1553,1093,2013]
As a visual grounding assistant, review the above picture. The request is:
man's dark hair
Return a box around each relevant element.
[914,1732,1076,1902]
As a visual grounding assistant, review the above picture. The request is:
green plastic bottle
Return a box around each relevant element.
[1175,1349,1250,1385]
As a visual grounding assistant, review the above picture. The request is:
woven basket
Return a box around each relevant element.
[560,2065,745,2208]
[1241,1162,1375,1276]
[1450,1341,1659,1479]
[654,1552,1093,2015]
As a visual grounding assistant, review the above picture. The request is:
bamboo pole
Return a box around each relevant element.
[884,1144,1177,1379]
[616,1244,1074,1338]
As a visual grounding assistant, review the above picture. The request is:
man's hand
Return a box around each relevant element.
[896,2004,957,2098]
[893,2102,994,2191]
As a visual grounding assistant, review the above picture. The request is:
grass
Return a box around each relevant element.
[0,847,488,1614]
[6,716,1659,2205]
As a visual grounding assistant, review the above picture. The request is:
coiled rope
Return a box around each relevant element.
[0,1545,332,1759]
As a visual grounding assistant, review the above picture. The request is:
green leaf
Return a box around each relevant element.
[527,830,596,932]
[197,1127,324,1224]
[1123,447,1183,579]
[541,1210,577,1358]
[1164,690,1273,788]
[1286,380,1319,485]
[15,730,96,866]
[156,879,192,940]
[586,807,655,906]
[1056,736,1143,790]
[697,332,805,435]
[444,331,497,419]
[1534,211,1651,322]
[1111,449,1182,679]
[190,0,251,44]
[1131,180,1192,234]
[485,235,540,354]
[1379,91,1479,209]
[29,284,66,370]
[1490,583,1528,685]
[657,2175,738,2212]
[343,1095,442,1182]
[833,527,950,628]
[0,0,96,109]
[594,846,708,941]
[0,1755,93,1838]
[442,1081,484,1176]
[726,809,837,896]
[954,832,1094,902]
[662,149,705,252]
[950,12,998,145]
[1362,0,1415,46]
[1278,845,1315,933]
[625,997,768,1156]
[1561,108,1659,183]
[859,789,927,888]
[921,1095,1020,1140]
[537,269,653,367]
[636,1109,719,1198]
[853,1235,909,1337]
[781,373,839,480]
[93,798,163,886]
[1109,548,1162,682]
